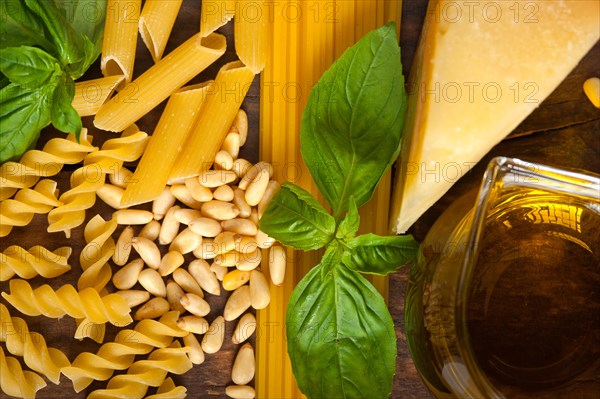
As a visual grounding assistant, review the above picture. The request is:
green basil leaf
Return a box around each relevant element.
[259,182,335,250]
[287,263,397,398]
[0,73,8,89]
[343,233,419,275]
[336,196,359,241]
[320,240,343,280]
[0,46,60,86]
[0,0,55,52]
[51,73,81,135]
[0,83,52,162]
[300,23,407,218]
[58,0,107,49]
[65,33,98,79]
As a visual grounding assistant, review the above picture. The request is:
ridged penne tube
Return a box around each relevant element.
[1,245,71,281]
[0,346,47,399]
[146,377,188,399]
[235,0,267,73]
[95,33,226,132]
[139,0,182,62]
[169,61,255,182]
[101,0,141,83]
[73,75,125,116]
[1,280,132,326]
[121,83,214,208]
[200,0,235,37]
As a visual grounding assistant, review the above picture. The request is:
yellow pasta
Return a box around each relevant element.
[101,0,141,83]
[139,0,182,62]
[145,377,187,399]
[87,342,192,399]
[0,346,46,399]
[121,82,214,207]
[78,215,118,292]
[0,179,61,237]
[234,0,267,73]
[73,75,125,117]
[1,245,71,281]
[1,279,132,327]
[0,304,70,384]
[169,61,255,182]
[63,312,186,393]
[94,32,227,132]
[200,0,235,37]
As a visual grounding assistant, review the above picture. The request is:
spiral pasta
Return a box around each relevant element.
[1,245,72,281]
[0,346,47,399]
[1,279,132,327]
[0,304,70,384]
[62,312,187,393]
[0,130,96,201]
[78,215,118,292]
[145,377,187,399]
[87,342,192,399]
[0,179,61,237]
[47,131,148,238]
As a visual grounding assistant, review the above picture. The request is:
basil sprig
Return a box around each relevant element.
[259,23,418,398]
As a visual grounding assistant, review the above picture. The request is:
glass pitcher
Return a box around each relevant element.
[405,157,600,399]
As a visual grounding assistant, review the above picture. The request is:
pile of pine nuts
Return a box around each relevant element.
[99,111,286,398]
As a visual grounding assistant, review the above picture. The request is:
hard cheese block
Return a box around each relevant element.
[391,0,599,234]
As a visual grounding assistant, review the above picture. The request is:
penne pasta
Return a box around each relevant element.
[200,0,236,37]
[120,82,214,207]
[72,75,125,117]
[139,0,183,62]
[101,0,142,84]
[234,0,267,73]
[94,32,226,132]
[168,61,255,183]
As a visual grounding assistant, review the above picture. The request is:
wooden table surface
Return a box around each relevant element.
[1,1,598,399]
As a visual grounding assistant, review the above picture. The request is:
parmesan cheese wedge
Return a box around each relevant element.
[391,0,599,233]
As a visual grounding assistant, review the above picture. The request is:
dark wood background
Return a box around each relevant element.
[1,1,598,398]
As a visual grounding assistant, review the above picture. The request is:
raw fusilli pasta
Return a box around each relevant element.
[78,215,118,292]
[145,377,187,399]
[1,245,72,281]
[0,303,70,384]
[0,346,46,399]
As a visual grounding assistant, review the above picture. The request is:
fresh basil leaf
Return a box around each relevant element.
[0,46,60,86]
[320,240,343,280]
[336,196,359,241]
[259,182,336,250]
[0,0,55,52]
[343,233,419,275]
[0,83,52,162]
[58,0,107,49]
[51,73,81,135]
[65,33,98,79]
[300,23,407,218]
[0,73,8,89]
[287,263,397,398]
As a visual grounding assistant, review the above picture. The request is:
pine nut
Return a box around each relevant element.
[166,280,186,313]
[174,209,203,225]
[201,200,240,220]
[232,313,256,345]
[177,315,209,334]
[131,236,161,269]
[109,166,134,188]
[169,227,203,254]
[184,177,213,202]
[233,109,248,147]
[198,170,237,188]
[158,205,181,245]
[139,219,161,241]
[214,149,234,170]
[210,264,228,281]
[221,131,240,159]
[239,162,273,190]
[158,251,185,276]
[152,188,176,220]
[222,270,250,291]
[97,184,125,209]
[135,297,170,320]
[224,285,251,321]
[173,268,204,298]
[189,217,222,237]
[214,251,240,267]
[232,343,255,385]
[170,184,203,209]
[221,218,258,236]
[113,226,134,266]
[269,245,286,286]
[583,77,600,108]
[250,270,270,309]
[113,209,153,225]
[225,385,255,399]
[179,293,210,317]
[188,259,221,296]
[201,316,225,354]
[245,169,270,206]
[139,268,167,297]
[183,333,205,365]
[236,236,259,254]
[232,158,252,179]
[258,180,280,218]
[193,238,219,260]
[249,208,259,226]
[236,249,262,271]
[116,289,150,308]
[232,187,252,218]
[255,230,276,249]
[213,184,234,202]
[113,258,144,290]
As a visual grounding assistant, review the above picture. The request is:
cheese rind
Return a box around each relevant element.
[391,0,600,234]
